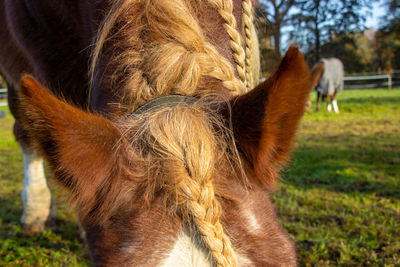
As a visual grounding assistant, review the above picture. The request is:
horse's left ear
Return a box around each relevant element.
[18,75,123,209]
[230,46,311,186]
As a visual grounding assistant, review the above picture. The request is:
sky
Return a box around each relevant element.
[280,0,389,51]
[365,0,387,29]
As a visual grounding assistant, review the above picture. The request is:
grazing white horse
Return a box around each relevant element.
[312,58,344,113]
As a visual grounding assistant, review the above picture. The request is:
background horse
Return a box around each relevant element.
[1,0,310,265]
[311,58,344,113]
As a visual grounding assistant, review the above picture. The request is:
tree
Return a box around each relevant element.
[375,0,400,71]
[257,0,298,58]
[290,0,372,64]
[318,32,374,73]
[383,0,400,22]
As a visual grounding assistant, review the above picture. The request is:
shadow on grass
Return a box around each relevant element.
[0,194,21,229]
[0,190,87,259]
[282,143,400,198]
[274,136,400,266]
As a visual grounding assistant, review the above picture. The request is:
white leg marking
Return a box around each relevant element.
[327,103,332,112]
[332,99,339,113]
[161,230,212,267]
[21,149,51,231]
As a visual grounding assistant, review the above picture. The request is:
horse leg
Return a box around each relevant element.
[20,138,51,234]
[326,94,332,112]
[8,83,52,235]
[316,91,321,112]
[304,97,312,111]
[332,91,339,113]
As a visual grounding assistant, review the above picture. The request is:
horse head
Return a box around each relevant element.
[18,46,310,266]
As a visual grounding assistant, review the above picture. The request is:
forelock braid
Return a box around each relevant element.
[152,106,238,267]
[126,104,239,266]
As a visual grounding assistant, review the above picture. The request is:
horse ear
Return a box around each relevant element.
[231,46,311,186]
[18,75,123,207]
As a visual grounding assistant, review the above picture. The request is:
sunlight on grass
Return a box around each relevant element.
[273,89,400,266]
[0,106,91,266]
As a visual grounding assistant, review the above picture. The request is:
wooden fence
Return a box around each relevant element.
[344,71,400,89]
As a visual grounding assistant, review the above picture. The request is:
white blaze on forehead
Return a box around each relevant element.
[21,149,51,227]
[161,230,212,267]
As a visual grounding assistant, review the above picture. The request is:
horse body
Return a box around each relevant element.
[1,0,101,235]
[311,58,344,113]
[1,0,311,266]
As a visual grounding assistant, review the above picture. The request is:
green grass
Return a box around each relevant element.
[272,89,400,266]
[1,89,399,266]
[0,106,91,266]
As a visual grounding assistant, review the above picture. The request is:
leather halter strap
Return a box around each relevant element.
[131,95,198,117]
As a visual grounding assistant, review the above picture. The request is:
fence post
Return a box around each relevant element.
[388,74,392,89]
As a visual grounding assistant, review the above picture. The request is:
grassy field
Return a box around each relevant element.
[1,89,399,266]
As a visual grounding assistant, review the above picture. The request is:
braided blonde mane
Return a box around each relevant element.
[89,1,259,266]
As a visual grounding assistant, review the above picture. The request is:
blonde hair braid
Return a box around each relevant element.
[181,182,237,267]
[242,0,255,89]
[89,0,248,111]
[125,104,238,266]
[205,0,248,91]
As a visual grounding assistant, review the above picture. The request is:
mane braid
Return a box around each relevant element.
[242,0,255,89]
[207,0,248,91]
[88,0,249,113]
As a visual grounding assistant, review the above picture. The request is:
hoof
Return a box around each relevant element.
[22,222,45,236]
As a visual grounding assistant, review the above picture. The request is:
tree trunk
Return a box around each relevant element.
[314,0,321,63]
[315,27,320,62]
[273,22,282,58]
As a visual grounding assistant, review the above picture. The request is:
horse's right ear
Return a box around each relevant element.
[18,75,124,216]
[230,46,311,187]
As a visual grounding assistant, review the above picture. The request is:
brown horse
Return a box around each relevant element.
[1,0,311,265]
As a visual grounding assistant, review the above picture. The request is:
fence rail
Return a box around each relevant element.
[0,72,399,108]
[0,88,7,107]
[344,74,391,81]
[344,74,394,89]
